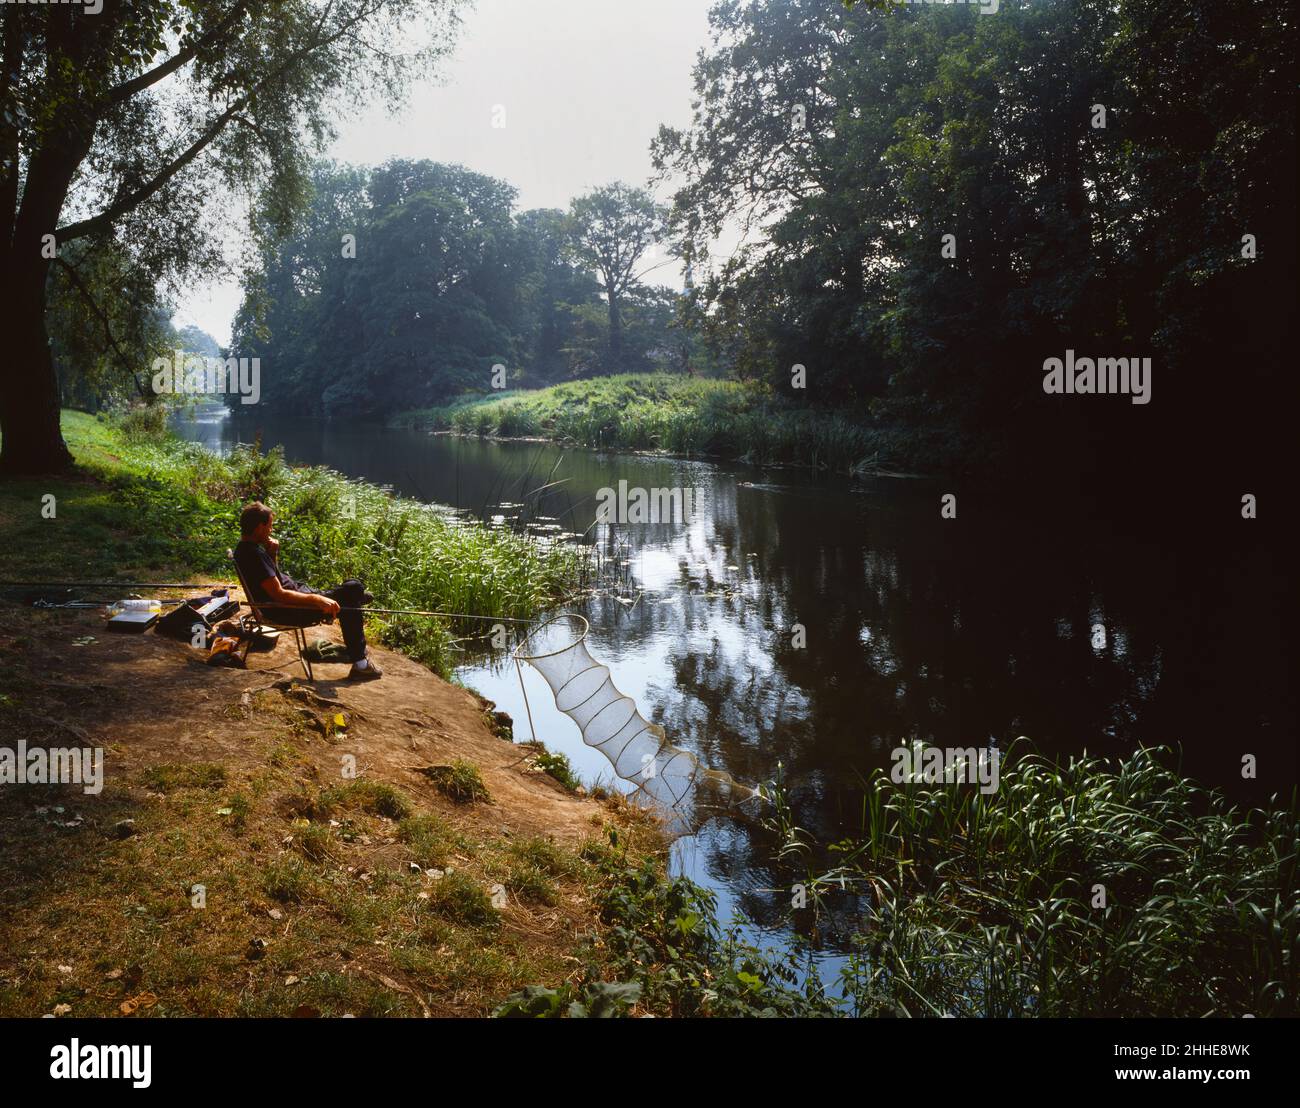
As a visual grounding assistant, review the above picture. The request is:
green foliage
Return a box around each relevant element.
[111,402,172,445]
[532,749,581,793]
[401,373,890,473]
[3,0,467,472]
[566,182,666,372]
[654,0,1296,482]
[595,856,836,1017]
[41,412,585,679]
[420,760,491,805]
[233,161,672,416]
[493,980,642,1018]
[770,742,1299,1017]
[505,831,839,1019]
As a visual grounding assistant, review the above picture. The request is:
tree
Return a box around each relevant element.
[515,207,602,385]
[0,0,461,474]
[567,183,666,372]
[654,0,1295,481]
[234,160,609,414]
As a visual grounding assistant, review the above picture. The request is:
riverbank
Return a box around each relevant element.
[0,411,589,678]
[2,411,1294,1017]
[0,411,827,1018]
[390,374,936,476]
[0,602,669,1016]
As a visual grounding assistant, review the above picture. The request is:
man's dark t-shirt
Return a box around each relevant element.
[234,540,300,604]
[233,539,369,663]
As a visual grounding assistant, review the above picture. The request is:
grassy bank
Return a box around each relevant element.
[0,411,588,677]
[391,374,927,475]
[0,408,829,1019]
[0,612,673,1016]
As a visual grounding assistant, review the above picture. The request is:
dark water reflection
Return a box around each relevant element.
[180,410,1297,968]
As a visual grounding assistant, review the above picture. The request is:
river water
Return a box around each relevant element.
[180,409,1296,975]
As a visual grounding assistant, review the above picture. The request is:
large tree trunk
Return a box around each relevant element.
[1,105,96,475]
[0,253,71,474]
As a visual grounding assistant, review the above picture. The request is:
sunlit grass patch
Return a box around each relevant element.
[418,760,491,805]
[320,779,413,821]
[141,762,227,792]
[398,812,460,869]
[395,374,892,474]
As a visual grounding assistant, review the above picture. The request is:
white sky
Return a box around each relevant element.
[174,0,716,346]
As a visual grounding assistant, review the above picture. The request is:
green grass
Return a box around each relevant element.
[321,779,414,821]
[499,826,838,1018]
[532,748,581,793]
[770,741,1300,1018]
[391,374,902,474]
[0,671,666,1017]
[418,759,491,805]
[423,870,500,931]
[398,813,462,869]
[141,763,227,792]
[0,410,588,677]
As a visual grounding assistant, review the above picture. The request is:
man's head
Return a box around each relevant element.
[240,501,274,542]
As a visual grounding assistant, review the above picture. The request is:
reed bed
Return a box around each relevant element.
[56,413,589,676]
[770,741,1298,1017]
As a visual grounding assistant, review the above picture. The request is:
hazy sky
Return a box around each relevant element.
[176,0,716,346]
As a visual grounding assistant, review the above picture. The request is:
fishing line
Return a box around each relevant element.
[0,583,537,624]
[0,581,234,590]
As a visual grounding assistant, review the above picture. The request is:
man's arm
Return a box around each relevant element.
[261,576,340,617]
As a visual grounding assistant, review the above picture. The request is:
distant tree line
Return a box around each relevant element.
[232,161,708,418]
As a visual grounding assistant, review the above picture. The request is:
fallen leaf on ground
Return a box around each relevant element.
[119,992,159,1016]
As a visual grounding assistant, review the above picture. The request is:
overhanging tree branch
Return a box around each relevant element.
[52,255,148,398]
[56,95,246,243]
[58,0,376,244]
[102,0,253,106]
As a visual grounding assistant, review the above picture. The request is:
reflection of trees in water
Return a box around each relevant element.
[620,482,1294,947]
[199,424,1294,945]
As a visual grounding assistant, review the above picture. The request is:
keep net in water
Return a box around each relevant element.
[513,615,763,833]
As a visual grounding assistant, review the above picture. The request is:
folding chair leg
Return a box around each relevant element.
[297,627,314,682]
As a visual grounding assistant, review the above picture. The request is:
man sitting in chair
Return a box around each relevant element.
[234,501,382,681]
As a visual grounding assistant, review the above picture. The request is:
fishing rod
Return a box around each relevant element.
[342,607,534,624]
[0,581,233,590]
[1,583,538,625]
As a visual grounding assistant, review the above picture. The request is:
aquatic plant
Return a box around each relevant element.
[768,741,1299,1017]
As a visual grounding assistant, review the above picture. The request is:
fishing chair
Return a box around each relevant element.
[227,548,324,681]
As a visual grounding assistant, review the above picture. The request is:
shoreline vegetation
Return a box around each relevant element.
[1,412,1294,1016]
[4,410,590,679]
[389,374,937,478]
